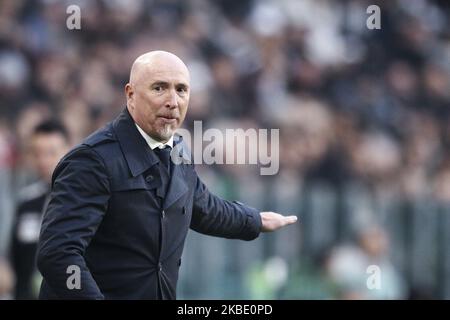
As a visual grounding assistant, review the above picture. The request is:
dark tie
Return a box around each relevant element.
[154,146,172,175]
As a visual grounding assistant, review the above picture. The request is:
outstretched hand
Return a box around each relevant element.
[260,212,298,232]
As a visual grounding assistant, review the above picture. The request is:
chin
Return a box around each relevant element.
[157,126,174,141]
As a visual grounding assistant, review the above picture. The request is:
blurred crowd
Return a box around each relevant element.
[0,0,450,299]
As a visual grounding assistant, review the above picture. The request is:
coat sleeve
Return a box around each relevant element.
[190,173,262,241]
[36,146,110,299]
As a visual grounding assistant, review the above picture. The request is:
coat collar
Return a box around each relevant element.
[112,108,159,177]
[112,107,190,210]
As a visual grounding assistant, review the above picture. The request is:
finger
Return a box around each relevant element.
[284,215,298,225]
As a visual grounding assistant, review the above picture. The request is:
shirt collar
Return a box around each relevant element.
[135,123,174,150]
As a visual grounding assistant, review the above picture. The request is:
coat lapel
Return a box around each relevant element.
[163,135,191,210]
[113,108,190,209]
[112,108,159,177]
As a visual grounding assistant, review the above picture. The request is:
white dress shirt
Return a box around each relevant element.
[135,124,174,150]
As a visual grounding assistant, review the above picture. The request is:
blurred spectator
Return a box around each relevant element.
[9,120,70,299]
[0,122,14,256]
[325,225,407,299]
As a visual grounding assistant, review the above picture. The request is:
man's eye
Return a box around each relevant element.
[154,86,162,92]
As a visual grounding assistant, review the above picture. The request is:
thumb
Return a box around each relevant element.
[284,215,298,225]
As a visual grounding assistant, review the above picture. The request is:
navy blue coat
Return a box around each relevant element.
[36,108,262,300]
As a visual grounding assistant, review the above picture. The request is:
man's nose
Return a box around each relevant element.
[165,89,178,108]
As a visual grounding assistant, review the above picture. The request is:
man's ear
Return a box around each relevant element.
[125,83,134,107]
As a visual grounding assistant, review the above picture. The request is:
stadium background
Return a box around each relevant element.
[0,0,450,299]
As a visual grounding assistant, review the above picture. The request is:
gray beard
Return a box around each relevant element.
[158,124,173,141]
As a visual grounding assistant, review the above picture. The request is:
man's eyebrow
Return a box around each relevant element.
[176,83,189,89]
[150,81,189,88]
[151,81,169,87]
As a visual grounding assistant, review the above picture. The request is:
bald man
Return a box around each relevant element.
[36,51,296,300]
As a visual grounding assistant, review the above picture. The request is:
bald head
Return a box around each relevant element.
[129,51,190,86]
[125,51,190,142]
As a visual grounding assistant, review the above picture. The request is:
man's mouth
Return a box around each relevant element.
[158,115,178,123]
